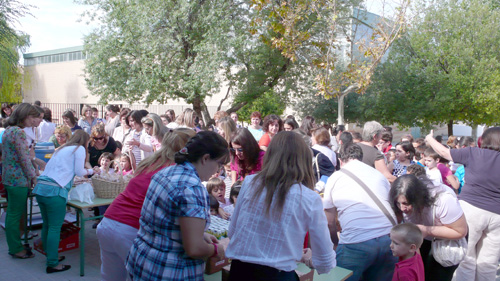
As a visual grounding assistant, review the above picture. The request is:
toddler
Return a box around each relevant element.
[223,181,242,217]
[207,177,230,220]
[98,152,115,174]
[390,223,424,281]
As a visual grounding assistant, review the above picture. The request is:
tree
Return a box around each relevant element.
[80,0,303,124]
[250,0,410,124]
[0,0,31,102]
[80,0,244,123]
[364,0,500,134]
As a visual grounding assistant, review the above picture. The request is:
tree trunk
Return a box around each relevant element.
[471,124,478,142]
[447,120,453,136]
[337,95,345,125]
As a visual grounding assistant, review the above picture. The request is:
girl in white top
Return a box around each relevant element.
[226,131,336,280]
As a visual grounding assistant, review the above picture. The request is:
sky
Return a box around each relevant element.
[16,0,388,54]
[15,0,96,54]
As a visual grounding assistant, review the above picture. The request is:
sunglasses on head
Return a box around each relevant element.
[94,136,105,141]
[230,148,244,153]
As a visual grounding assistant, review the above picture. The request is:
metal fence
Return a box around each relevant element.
[2,102,227,125]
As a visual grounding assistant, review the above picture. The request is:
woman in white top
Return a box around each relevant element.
[311,127,337,167]
[123,110,153,165]
[226,131,336,280]
[112,109,132,144]
[390,174,467,281]
[33,130,99,273]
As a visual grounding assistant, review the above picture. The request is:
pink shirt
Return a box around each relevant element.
[437,163,453,188]
[392,253,425,281]
[230,150,265,181]
[105,165,168,229]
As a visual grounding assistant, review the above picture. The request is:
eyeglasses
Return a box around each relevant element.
[230,148,244,153]
[94,136,105,141]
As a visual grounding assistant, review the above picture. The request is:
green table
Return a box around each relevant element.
[203,263,353,281]
[67,198,114,276]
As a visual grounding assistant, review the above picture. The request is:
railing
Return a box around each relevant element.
[1,102,227,124]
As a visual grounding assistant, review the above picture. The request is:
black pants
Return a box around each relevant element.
[421,239,458,281]
[228,260,299,281]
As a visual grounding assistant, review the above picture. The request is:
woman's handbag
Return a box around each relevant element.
[431,196,468,267]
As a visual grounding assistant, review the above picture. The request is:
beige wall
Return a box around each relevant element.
[23,59,233,110]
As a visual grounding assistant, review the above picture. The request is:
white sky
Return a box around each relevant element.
[16,0,387,54]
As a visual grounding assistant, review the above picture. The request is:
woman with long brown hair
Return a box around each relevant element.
[226,131,336,280]
[230,128,264,184]
[33,130,97,273]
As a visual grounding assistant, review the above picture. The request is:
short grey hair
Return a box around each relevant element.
[362,121,384,142]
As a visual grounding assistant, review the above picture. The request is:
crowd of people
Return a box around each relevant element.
[0,101,499,281]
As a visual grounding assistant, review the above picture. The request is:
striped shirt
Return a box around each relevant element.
[126,162,210,281]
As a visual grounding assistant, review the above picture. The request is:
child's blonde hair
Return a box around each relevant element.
[206,177,225,194]
[391,223,423,248]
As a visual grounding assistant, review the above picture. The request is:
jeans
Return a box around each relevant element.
[336,234,397,281]
[5,185,29,255]
[453,200,500,281]
[96,217,138,281]
[228,260,299,281]
[36,194,67,267]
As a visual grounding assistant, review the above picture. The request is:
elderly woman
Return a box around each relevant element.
[62,110,83,133]
[2,103,39,259]
[49,125,72,148]
[97,128,195,281]
[426,128,500,281]
[87,123,120,167]
[390,174,467,281]
[258,114,283,151]
[78,105,98,135]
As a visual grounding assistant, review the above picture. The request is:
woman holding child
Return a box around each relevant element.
[226,131,336,280]
[87,123,120,167]
[97,128,195,280]
[426,128,500,281]
[126,131,229,280]
[390,174,467,281]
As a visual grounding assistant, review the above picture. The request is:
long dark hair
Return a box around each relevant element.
[230,128,261,176]
[251,131,315,219]
[174,131,229,164]
[389,174,434,222]
[62,110,77,126]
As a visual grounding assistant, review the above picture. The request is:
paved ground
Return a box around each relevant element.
[0,209,102,281]
[2,209,500,281]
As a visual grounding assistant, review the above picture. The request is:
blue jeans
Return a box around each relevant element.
[337,234,397,281]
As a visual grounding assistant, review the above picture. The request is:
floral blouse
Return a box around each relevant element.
[1,126,36,187]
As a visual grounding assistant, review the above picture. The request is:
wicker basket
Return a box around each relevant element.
[91,177,127,199]
[91,161,128,199]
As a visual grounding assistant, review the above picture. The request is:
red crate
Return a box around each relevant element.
[34,222,80,255]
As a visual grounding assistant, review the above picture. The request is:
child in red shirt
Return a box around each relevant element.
[390,223,425,281]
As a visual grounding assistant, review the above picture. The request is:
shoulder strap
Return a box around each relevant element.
[315,153,321,181]
[339,168,397,226]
